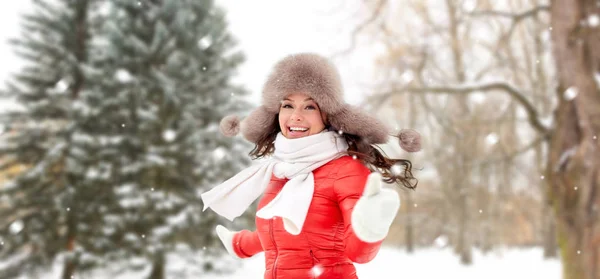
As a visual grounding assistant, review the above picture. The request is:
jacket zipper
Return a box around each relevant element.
[270,218,278,279]
[310,250,320,279]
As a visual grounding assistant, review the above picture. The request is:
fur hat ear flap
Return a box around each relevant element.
[397,129,422,152]
[220,115,242,137]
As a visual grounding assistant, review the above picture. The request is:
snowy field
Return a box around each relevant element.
[32,246,561,279]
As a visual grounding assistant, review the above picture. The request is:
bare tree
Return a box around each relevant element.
[547,1,600,278]
[338,0,557,264]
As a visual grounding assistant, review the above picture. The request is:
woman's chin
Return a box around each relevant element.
[285,130,311,139]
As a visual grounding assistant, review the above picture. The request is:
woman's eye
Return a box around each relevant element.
[282,104,293,109]
[305,105,316,110]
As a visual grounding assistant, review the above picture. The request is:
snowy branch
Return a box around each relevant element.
[332,0,387,58]
[468,5,550,21]
[469,5,550,51]
[375,81,551,135]
[471,135,548,168]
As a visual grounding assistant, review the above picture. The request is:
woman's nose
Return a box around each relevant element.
[290,109,303,121]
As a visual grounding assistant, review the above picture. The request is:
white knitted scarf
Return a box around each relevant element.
[200,130,348,235]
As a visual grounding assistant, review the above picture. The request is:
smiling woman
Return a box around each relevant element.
[203,53,422,279]
[278,93,326,139]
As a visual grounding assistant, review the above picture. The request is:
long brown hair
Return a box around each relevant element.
[249,115,418,191]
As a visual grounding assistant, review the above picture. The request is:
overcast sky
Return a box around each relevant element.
[0,1,378,111]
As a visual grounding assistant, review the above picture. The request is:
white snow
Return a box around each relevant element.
[54,79,69,93]
[29,247,561,279]
[8,220,24,234]
[390,163,404,176]
[563,86,578,101]
[198,36,213,49]
[588,14,600,27]
[162,129,177,142]
[485,133,499,146]
[114,69,133,83]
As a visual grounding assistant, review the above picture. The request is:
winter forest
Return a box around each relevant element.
[0,0,598,278]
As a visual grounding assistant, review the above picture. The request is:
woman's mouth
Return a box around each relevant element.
[288,126,309,137]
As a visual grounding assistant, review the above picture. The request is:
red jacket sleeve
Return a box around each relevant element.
[333,161,384,264]
[232,229,263,258]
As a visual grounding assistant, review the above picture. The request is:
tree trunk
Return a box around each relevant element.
[406,190,415,253]
[457,190,473,265]
[543,206,558,258]
[148,252,165,279]
[61,222,76,279]
[549,1,600,279]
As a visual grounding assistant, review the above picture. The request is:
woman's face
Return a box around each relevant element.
[278,92,326,139]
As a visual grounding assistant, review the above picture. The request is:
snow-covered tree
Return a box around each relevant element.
[0,0,250,278]
[0,1,113,279]
[83,0,251,278]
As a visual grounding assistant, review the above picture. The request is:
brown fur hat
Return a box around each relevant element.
[219,53,421,152]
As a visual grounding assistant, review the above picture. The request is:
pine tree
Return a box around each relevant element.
[80,0,251,278]
[0,0,251,278]
[0,1,113,279]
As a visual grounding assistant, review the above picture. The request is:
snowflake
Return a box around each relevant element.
[310,264,324,277]
[485,133,499,146]
[563,86,578,101]
[588,14,600,27]
[198,36,213,49]
[115,69,133,83]
[9,220,24,234]
[162,129,177,142]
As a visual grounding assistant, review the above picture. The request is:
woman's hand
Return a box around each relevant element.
[216,225,238,257]
[351,172,400,243]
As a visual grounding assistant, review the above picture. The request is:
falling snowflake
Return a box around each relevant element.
[574,186,578,190]
[9,220,24,234]
[310,264,324,277]
[391,163,404,176]
[67,207,70,211]
[564,87,578,101]
[55,79,69,93]
[162,129,177,142]
[212,147,227,160]
[198,36,213,49]
[414,203,418,207]
[434,235,448,247]
[462,0,476,12]
[485,133,499,146]
[479,209,483,214]
[470,92,486,104]
[338,130,343,135]
[202,66,207,71]
[541,175,545,180]
[401,71,414,84]
[588,14,600,27]
[115,69,133,83]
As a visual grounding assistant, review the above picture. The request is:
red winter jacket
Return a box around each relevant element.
[231,156,383,279]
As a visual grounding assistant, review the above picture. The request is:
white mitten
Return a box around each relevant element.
[351,172,401,243]
[216,225,239,258]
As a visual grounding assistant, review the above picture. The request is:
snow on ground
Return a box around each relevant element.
[31,246,559,279]
[202,246,562,279]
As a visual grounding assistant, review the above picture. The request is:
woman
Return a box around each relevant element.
[201,53,421,279]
